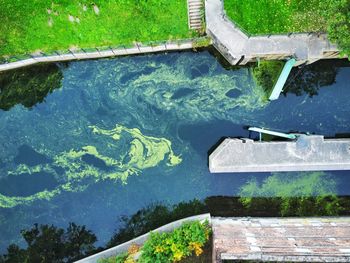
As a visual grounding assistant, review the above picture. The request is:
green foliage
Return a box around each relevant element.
[320,0,350,58]
[239,172,342,216]
[139,220,211,263]
[0,0,193,57]
[98,252,129,263]
[0,63,64,110]
[224,0,326,35]
[1,223,97,263]
[252,60,284,98]
[107,200,207,247]
[192,37,212,49]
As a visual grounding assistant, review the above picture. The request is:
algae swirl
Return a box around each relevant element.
[0,124,181,208]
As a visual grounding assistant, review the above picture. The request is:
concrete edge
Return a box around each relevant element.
[75,213,211,263]
[0,40,199,72]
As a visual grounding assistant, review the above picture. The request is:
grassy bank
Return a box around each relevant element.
[224,0,327,35]
[0,0,193,57]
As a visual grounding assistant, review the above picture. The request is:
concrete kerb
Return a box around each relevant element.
[75,213,211,263]
[0,39,204,72]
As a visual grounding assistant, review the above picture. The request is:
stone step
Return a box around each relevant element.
[188,3,202,7]
[188,0,202,4]
[190,20,202,24]
[187,0,203,30]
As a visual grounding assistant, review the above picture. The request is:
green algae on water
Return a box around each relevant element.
[0,124,182,208]
[239,172,341,216]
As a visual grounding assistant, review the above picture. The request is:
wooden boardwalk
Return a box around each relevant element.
[212,217,350,262]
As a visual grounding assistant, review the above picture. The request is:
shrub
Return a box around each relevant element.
[139,220,211,263]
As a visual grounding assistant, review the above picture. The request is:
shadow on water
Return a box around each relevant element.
[0,63,65,111]
[1,195,350,262]
[14,145,51,166]
[0,172,58,197]
[179,121,249,156]
[282,59,350,97]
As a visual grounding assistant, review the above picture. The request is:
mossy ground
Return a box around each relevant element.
[0,0,194,57]
[224,0,327,35]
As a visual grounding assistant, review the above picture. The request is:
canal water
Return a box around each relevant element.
[0,50,349,251]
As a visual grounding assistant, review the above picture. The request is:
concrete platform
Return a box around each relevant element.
[209,135,350,173]
[212,217,350,262]
[205,0,342,65]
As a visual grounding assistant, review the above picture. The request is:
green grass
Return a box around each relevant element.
[0,0,194,57]
[224,0,327,35]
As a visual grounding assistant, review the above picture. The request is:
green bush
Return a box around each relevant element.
[98,252,129,263]
[139,220,211,263]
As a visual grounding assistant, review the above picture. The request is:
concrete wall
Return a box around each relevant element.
[0,40,199,72]
[205,0,345,66]
[75,213,211,263]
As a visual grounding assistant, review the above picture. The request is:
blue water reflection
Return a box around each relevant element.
[0,51,349,250]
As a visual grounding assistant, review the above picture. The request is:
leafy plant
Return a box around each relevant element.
[139,220,211,263]
[107,200,207,248]
[320,0,350,58]
[98,252,129,263]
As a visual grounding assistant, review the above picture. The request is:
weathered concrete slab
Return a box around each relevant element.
[209,135,350,173]
[206,0,343,65]
[212,217,350,262]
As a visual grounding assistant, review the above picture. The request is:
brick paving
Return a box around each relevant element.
[212,217,350,262]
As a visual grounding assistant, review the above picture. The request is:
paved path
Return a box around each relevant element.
[212,217,350,262]
[205,0,340,65]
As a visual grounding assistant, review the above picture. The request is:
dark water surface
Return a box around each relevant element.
[0,51,349,250]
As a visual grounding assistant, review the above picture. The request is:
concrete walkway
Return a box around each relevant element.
[209,135,350,173]
[212,217,350,262]
[205,0,341,65]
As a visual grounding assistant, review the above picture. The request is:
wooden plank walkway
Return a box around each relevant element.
[212,217,350,262]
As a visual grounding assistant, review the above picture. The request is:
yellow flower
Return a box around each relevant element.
[155,245,165,253]
[173,250,184,261]
[189,242,203,256]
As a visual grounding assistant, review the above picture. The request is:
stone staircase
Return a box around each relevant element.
[187,0,204,31]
